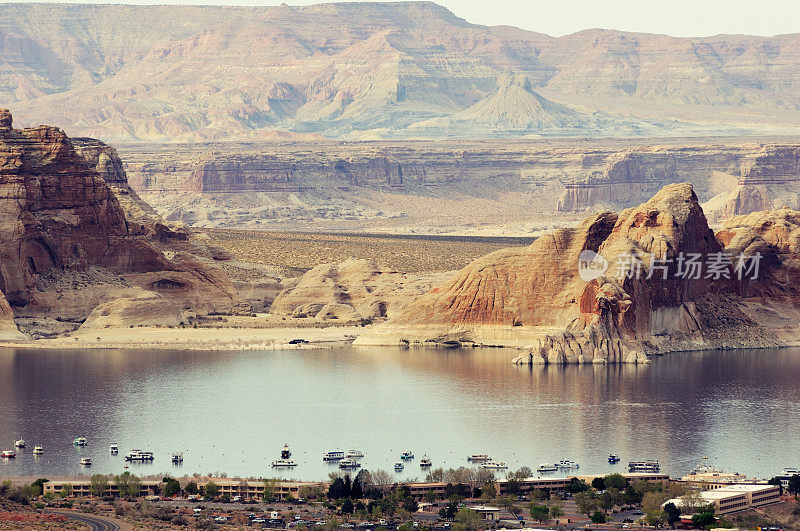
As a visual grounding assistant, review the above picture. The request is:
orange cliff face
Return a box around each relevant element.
[0,109,241,337]
[356,183,788,362]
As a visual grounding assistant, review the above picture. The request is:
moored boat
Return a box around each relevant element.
[467,454,491,462]
[110,444,119,454]
[272,458,298,468]
[346,450,364,458]
[281,444,292,459]
[323,450,345,461]
[339,458,361,469]
[557,459,579,469]
[172,452,184,463]
[124,450,155,462]
[33,446,44,455]
[480,461,508,470]
[629,459,660,472]
[608,453,620,463]
[73,437,87,446]
[400,451,414,460]
[80,457,92,466]
[419,455,432,468]
[1,450,15,458]
[14,439,26,448]
[395,462,404,471]
[537,463,557,473]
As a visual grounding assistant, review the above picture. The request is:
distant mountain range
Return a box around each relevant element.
[3,1,800,141]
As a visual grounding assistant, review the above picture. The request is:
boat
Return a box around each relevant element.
[338,458,361,469]
[467,454,491,462]
[557,459,579,469]
[72,437,87,446]
[346,450,364,458]
[14,439,26,448]
[480,461,508,470]
[629,460,660,472]
[394,462,404,471]
[419,455,432,468]
[782,467,800,476]
[124,450,155,462]
[272,458,298,468]
[110,444,119,454]
[172,452,184,464]
[80,457,92,466]
[537,463,558,473]
[323,450,345,461]
[1,450,15,458]
[281,444,292,459]
[400,451,414,460]
[608,454,620,463]
[33,446,44,455]
[689,464,724,475]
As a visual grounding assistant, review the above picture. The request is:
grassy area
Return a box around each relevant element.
[204,229,532,275]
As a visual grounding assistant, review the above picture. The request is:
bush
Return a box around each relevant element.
[590,511,607,523]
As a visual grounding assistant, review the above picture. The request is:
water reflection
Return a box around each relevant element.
[0,346,798,480]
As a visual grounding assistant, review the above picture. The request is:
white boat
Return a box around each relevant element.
[124,450,155,462]
[272,458,298,468]
[783,467,800,476]
[537,463,558,472]
[80,457,92,466]
[346,450,364,458]
[608,454,620,463]
[172,452,184,463]
[281,444,292,459]
[338,458,361,469]
[689,464,724,475]
[557,459,579,469]
[400,451,414,460]
[73,437,87,446]
[110,444,119,454]
[33,446,44,455]
[14,439,26,448]
[467,454,491,462]
[629,460,660,472]
[419,455,432,468]
[481,461,508,470]
[394,462,404,471]
[1,450,15,458]
[323,450,345,461]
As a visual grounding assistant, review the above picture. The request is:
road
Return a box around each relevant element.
[45,509,120,531]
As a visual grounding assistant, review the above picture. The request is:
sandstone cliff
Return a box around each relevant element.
[0,110,240,337]
[356,183,785,362]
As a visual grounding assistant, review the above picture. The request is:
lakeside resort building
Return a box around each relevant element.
[662,484,781,515]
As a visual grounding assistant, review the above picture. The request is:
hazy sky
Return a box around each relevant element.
[11,0,800,37]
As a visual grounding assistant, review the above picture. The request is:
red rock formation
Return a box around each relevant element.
[0,109,240,334]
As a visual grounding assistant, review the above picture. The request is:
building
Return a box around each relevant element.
[662,484,781,515]
[494,473,668,496]
[571,473,670,487]
[405,482,449,499]
[470,506,501,521]
[43,480,162,497]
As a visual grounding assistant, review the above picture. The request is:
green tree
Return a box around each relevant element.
[185,481,198,495]
[692,510,716,528]
[263,479,277,502]
[788,475,800,498]
[439,501,459,520]
[203,481,220,499]
[29,478,48,497]
[342,498,355,514]
[115,472,140,498]
[590,511,607,524]
[90,474,109,497]
[549,503,564,519]
[59,483,73,499]
[328,477,347,499]
[565,478,590,494]
[531,488,550,502]
[768,477,785,496]
[604,474,630,490]
[529,503,549,522]
[663,502,681,526]
[592,477,606,491]
[574,491,598,516]
[455,508,481,531]
[163,476,181,498]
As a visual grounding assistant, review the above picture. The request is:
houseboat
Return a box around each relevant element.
[338,458,361,469]
[400,451,414,460]
[557,459,579,469]
[124,450,155,462]
[1,450,15,458]
[73,437,87,446]
[110,444,119,454]
[281,444,292,459]
[481,461,508,470]
[395,462,404,471]
[14,439,25,448]
[608,454,620,464]
[629,460,660,472]
[33,446,44,455]
[172,452,184,464]
[537,463,558,473]
[467,454,491,462]
[272,459,298,468]
[419,455,432,468]
[346,450,365,458]
[323,450,345,461]
[80,457,92,466]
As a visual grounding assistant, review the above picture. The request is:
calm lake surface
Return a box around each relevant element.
[1,346,799,481]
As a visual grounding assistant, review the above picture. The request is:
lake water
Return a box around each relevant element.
[1,345,799,481]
